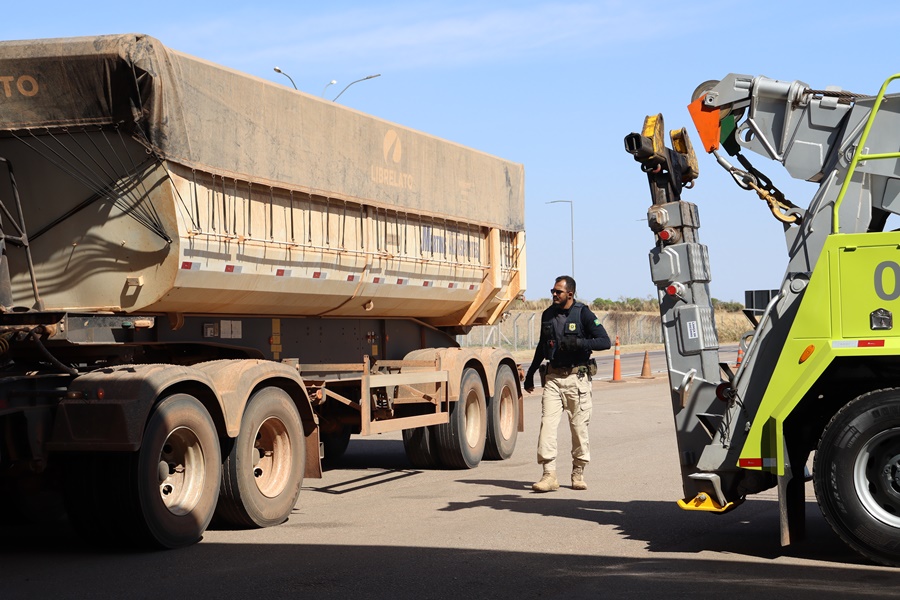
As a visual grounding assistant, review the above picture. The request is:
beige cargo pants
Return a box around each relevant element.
[537,369,592,473]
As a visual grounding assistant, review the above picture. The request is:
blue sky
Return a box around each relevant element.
[4,1,900,303]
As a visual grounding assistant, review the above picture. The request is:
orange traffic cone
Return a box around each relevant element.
[735,347,744,368]
[638,351,655,379]
[610,335,626,383]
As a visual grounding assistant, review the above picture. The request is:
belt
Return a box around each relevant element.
[547,365,588,376]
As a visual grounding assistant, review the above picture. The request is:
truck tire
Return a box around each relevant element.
[322,426,352,462]
[485,364,519,460]
[216,387,305,528]
[814,389,900,567]
[65,393,221,548]
[435,367,487,469]
[402,426,441,468]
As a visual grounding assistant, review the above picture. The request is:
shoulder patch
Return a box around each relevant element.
[594,319,601,326]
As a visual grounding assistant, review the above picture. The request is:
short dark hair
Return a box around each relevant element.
[555,275,576,293]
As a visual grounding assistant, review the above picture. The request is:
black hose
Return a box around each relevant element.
[27,328,77,376]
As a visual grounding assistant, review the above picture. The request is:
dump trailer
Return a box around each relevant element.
[0,34,526,548]
[626,73,900,566]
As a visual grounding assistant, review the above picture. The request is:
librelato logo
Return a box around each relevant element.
[370,129,413,190]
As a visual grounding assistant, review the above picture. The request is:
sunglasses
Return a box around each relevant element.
[550,289,568,296]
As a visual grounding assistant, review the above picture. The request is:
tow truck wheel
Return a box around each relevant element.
[814,389,900,567]
[435,367,487,469]
[485,364,519,460]
[216,387,305,528]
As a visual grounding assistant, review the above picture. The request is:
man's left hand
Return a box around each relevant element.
[560,337,587,352]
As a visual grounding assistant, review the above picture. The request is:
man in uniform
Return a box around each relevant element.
[524,275,610,492]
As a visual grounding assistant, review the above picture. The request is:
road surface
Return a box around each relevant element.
[3,362,898,599]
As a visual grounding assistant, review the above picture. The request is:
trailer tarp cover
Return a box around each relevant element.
[0,34,523,230]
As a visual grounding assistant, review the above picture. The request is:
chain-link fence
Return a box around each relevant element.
[456,310,665,351]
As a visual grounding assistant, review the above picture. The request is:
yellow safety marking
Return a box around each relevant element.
[676,494,740,513]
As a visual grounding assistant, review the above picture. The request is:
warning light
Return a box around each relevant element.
[97,388,105,400]
[715,381,733,402]
[665,282,685,297]
[658,227,680,244]
[799,344,815,364]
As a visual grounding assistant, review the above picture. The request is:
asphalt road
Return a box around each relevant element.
[4,357,900,599]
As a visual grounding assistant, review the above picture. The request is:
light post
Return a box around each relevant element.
[322,79,337,97]
[273,66,297,90]
[333,74,381,102]
[546,200,575,277]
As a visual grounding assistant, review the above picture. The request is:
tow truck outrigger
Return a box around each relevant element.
[626,73,900,567]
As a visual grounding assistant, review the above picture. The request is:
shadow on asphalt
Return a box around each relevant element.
[4,438,900,599]
[1,528,897,599]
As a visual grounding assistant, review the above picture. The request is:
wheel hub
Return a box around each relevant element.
[157,426,206,516]
[855,427,900,527]
[252,416,292,498]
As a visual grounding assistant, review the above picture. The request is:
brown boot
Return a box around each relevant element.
[532,471,559,492]
[571,466,587,490]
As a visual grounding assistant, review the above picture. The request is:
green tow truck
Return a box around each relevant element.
[627,73,900,566]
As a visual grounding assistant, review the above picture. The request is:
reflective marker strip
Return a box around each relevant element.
[832,340,885,348]
[739,458,776,468]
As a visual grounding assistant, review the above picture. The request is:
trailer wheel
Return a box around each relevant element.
[814,389,900,567]
[402,426,441,468]
[485,364,519,460]
[435,367,487,469]
[217,387,305,528]
[322,426,352,462]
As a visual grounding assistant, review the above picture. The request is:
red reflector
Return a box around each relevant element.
[225,265,235,273]
[659,230,671,240]
[665,285,677,295]
[739,458,762,468]
[97,388,105,400]
[313,272,322,279]
[276,268,285,276]
[859,340,885,347]
[180,261,192,270]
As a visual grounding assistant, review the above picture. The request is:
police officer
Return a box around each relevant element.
[524,275,610,492]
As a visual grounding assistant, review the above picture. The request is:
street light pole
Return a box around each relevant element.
[333,74,381,102]
[322,79,337,97]
[546,200,575,277]
[273,66,298,90]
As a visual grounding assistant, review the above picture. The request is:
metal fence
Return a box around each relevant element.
[456,310,664,350]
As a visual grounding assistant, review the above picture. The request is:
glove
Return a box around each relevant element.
[559,337,587,352]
